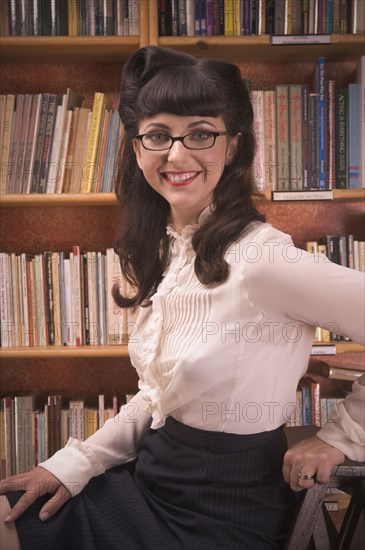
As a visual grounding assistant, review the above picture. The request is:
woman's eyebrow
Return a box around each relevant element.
[142,120,217,132]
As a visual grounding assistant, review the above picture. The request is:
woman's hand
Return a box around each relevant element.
[0,466,71,522]
[282,435,345,492]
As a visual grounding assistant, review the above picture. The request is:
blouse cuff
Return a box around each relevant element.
[38,438,105,496]
[317,401,365,462]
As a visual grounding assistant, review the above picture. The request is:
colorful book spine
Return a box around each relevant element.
[81,92,107,193]
[335,88,348,189]
[348,83,360,188]
[315,57,327,189]
[357,56,365,186]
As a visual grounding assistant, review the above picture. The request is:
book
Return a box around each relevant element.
[313,56,327,189]
[350,0,365,33]
[81,92,110,193]
[275,84,290,191]
[55,109,74,193]
[46,88,84,193]
[263,90,277,192]
[327,367,364,382]
[301,84,310,188]
[23,93,42,194]
[30,93,51,193]
[311,382,321,427]
[62,107,81,193]
[288,84,303,191]
[69,107,91,193]
[326,80,336,189]
[14,94,33,194]
[106,248,128,344]
[38,94,61,193]
[251,89,265,191]
[7,94,25,194]
[348,83,360,189]
[0,95,15,194]
[335,88,348,189]
[357,56,365,186]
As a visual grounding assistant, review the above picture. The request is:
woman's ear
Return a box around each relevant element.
[225,133,241,165]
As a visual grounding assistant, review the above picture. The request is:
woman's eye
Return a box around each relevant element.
[189,132,212,141]
[147,133,169,142]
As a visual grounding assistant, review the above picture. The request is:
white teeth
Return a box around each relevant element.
[165,172,197,183]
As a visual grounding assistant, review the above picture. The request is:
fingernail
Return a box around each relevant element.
[39,512,49,522]
[4,515,13,523]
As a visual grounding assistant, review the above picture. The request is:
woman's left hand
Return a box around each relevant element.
[282,435,345,492]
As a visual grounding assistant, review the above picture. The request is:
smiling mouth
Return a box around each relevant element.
[162,172,200,186]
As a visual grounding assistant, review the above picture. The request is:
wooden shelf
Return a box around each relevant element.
[0,193,118,207]
[1,189,363,207]
[1,342,362,360]
[0,345,129,358]
[154,34,365,62]
[0,36,141,63]
[0,2,150,62]
[1,34,364,64]
[263,189,365,201]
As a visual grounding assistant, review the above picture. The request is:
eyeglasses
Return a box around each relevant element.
[134,131,231,151]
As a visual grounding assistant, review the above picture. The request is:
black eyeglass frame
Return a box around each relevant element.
[134,131,231,151]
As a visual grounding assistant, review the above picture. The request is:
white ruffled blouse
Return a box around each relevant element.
[39,208,365,495]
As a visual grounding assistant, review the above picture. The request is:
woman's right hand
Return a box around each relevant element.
[0,466,71,522]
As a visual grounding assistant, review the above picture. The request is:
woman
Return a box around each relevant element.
[1,46,364,550]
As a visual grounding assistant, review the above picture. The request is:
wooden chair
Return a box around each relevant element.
[284,426,365,550]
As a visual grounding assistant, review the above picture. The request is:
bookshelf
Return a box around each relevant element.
[1,2,364,417]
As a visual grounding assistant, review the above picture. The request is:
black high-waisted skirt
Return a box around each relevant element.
[7,418,298,550]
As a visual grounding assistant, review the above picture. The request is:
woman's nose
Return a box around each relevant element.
[166,139,190,162]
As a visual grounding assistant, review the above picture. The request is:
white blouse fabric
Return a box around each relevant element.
[39,210,365,495]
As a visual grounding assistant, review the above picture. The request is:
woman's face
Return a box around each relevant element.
[133,113,239,230]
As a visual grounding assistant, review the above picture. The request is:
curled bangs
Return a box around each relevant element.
[136,65,225,120]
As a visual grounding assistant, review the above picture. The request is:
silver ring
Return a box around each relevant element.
[298,472,314,480]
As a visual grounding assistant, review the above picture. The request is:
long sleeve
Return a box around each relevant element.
[316,374,365,461]
[38,391,151,495]
[245,226,365,346]
[244,226,365,459]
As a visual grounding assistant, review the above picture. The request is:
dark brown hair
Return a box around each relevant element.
[113,46,265,308]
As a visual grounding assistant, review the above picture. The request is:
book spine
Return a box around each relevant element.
[7,94,24,194]
[44,251,55,345]
[30,94,50,194]
[81,92,106,193]
[348,83,360,189]
[200,0,207,35]
[38,95,59,193]
[301,85,310,189]
[15,94,33,194]
[0,95,15,195]
[357,56,365,186]
[251,89,265,191]
[275,84,290,191]
[263,90,277,192]
[178,0,187,35]
[206,0,215,35]
[309,93,319,188]
[335,88,348,189]
[186,0,195,35]
[311,382,321,427]
[289,84,303,191]
[224,0,235,35]
[316,57,326,189]
[326,80,336,189]
[24,94,42,194]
